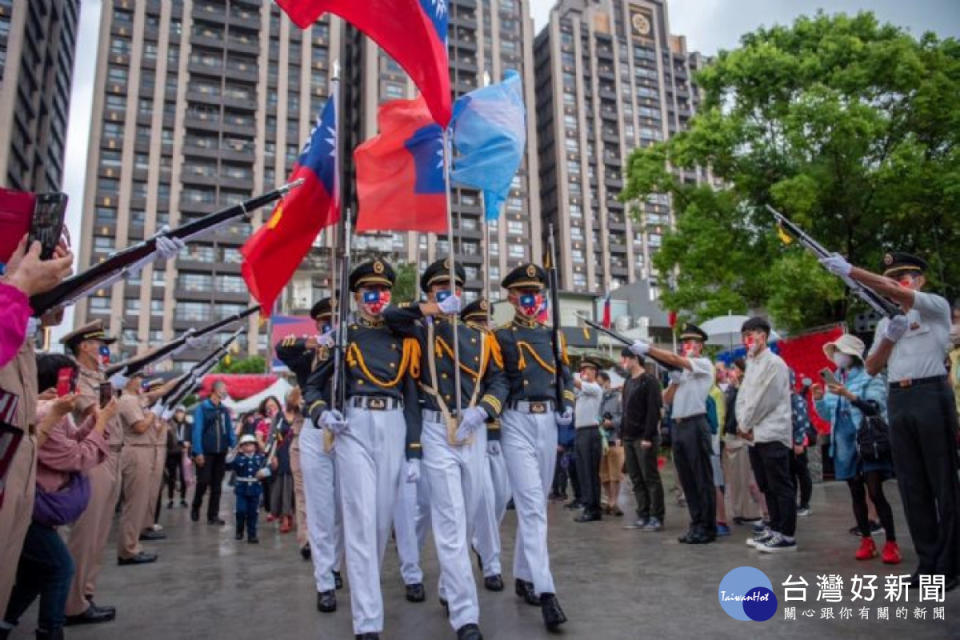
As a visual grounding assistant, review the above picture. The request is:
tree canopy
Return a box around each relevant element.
[213,355,267,374]
[622,12,960,332]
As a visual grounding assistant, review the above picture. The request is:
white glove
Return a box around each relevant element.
[320,409,349,435]
[884,315,909,343]
[150,402,164,417]
[438,294,462,315]
[155,233,186,260]
[669,370,683,385]
[630,340,650,356]
[108,372,128,389]
[487,440,502,456]
[555,407,574,426]
[318,327,336,348]
[455,406,487,442]
[820,252,852,277]
[161,408,173,421]
[405,459,421,484]
[185,333,212,349]
[256,467,271,479]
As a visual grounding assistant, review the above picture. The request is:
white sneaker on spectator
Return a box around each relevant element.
[746,530,772,547]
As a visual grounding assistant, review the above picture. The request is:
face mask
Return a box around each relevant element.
[833,353,853,370]
[518,293,543,317]
[436,289,451,303]
[320,323,332,334]
[98,345,111,367]
[361,289,391,315]
[681,341,699,357]
[744,336,762,356]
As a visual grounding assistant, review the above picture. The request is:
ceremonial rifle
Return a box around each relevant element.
[106,306,260,380]
[157,328,245,414]
[767,205,899,318]
[30,180,304,316]
[330,210,352,414]
[546,223,565,407]
[575,314,681,373]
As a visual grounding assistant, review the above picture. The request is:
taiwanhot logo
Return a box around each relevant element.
[718,567,778,621]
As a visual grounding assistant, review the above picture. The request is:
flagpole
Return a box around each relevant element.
[479,191,491,307]
[442,128,463,415]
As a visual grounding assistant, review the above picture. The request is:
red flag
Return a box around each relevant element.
[602,293,612,329]
[667,310,678,329]
[276,0,451,126]
[241,89,340,317]
[354,96,447,234]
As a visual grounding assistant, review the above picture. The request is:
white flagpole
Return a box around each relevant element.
[442,128,462,414]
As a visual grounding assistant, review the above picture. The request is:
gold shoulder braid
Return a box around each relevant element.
[515,340,556,374]
[346,338,420,388]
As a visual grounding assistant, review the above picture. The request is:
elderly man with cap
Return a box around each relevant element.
[463,300,512,594]
[572,357,605,523]
[190,379,234,525]
[114,372,160,566]
[822,250,959,590]
[384,260,509,640]
[629,323,716,544]
[60,320,120,625]
[492,263,573,630]
[303,259,422,640]
[279,297,345,612]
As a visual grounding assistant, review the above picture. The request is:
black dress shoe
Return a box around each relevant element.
[139,529,166,541]
[354,634,380,640]
[65,605,116,626]
[208,518,226,526]
[317,590,337,612]
[405,582,426,602]
[563,500,582,510]
[180,499,188,507]
[235,530,244,541]
[117,552,157,565]
[247,537,259,544]
[167,500,174,509]
[514,579,540,606]
[574,511,602,523]
[190,506,199,522]
[677,530,695,544]
[686,533,712,544]
[334,570,344,590]
[540,593,567,630]
[85,599,116,616]
[456,623,483,640]
[484,574,504,591]
[300,544,311,560]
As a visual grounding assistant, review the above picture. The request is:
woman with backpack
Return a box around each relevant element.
[814,334,900,564]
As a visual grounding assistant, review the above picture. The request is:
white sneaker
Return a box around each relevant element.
[797,506,811,517]
[151,524,164,532]
[746,529,772,547]
[758,533,797,553]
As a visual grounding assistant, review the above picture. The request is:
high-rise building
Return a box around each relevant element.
[534,0,707,295]
[74,0,340,370]
[339,0,543,304]
[0,0,80,192]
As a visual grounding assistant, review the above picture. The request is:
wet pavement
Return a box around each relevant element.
[8,478,957,639]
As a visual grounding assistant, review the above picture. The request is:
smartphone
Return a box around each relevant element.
[56,367,76,397]
[28,192,68,260]
[819,368,838,386]
[99,382,113,409]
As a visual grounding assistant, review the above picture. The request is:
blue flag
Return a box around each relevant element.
[450,70,526,221]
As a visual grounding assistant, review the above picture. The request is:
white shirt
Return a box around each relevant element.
[735,348,792,448]
[871,291,951,383]
[574,380,603,428]
[671,357,714,419]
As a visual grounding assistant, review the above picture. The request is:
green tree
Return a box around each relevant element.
[622,12,960,331]
[392,262,419,305]
[212,355,267,374]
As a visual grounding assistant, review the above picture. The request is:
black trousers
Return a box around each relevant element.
[574,426,603,514]
[624,437,664,520]
[192,452,228,521]
[790,449,812,508]
[672,416,716,535]
[889,382,960,577]
[749,441,796,537]
[165,452,185,501]
[3,523,74,632]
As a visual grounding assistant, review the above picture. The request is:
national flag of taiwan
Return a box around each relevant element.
[241,86,340,317]
[354,96,447,234]
[276,0,451,126]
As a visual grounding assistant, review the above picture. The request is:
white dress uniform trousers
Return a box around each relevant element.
[472,446,511,577]
[394,463,430,585]
[500,408,557,595]
[421,415,487,630]
[336,406,406,634]
[299,422,344,592]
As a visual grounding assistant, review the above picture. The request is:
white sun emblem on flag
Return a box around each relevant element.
[302,114,336,159]
[435,145,444,171]
[431,0,447,19]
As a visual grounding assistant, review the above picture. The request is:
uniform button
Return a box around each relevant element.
[441,372,448,379]
[523,380,529,385]
[389,362,396,369]
[470,337,477,344]
[473,356,479,362]
[390,343,397,350]
[358,380,365,385]
[445,394,451,401]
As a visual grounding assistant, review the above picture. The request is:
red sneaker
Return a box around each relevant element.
[855,537,878,560]
[881,541,902,564]
[279,516,292,534]
[266,513,276,523]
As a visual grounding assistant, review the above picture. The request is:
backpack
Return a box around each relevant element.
[856,401,891,463]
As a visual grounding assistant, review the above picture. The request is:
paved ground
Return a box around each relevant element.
[9,478,957,639]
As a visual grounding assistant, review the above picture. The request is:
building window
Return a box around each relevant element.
[178,273,212,292]
[507,220,523,235]
[384,81,405,99]
[124,298,141,315]
[508,244,525,259]
[175,302,211,322]
[215,275,245,293]
[89,297,110,314]
[150,300,164,316]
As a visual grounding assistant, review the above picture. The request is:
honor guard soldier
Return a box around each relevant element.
[822,251,960,590]
[493,263,573,630]
[384,259,510,640]
[61,320,120,625]
[462,299,512,594]
[630,324,717,544]
[303,259,423,640]
[278,297,345,613]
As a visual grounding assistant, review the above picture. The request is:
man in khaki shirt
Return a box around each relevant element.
[115,374,159,565]
[140,378,171,539]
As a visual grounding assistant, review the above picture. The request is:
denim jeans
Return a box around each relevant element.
[4,522,76,632]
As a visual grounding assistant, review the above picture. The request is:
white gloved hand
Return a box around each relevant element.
[820,252,852,277]
[438,294,462,315]
[405,459,421,484]
[150,402,164,417]
[487,440,502,456]
[320,409,349,435]
[883,315,909,343]
[256,467,271,479]
[185,333,211,349]
[155,233,186,260]
[108,372,128,389]
[555,407,574,426]
[318,327,336,348]
[630,340,650,356]
[161,408,173,421]
[455,406,487,442]
[669,370,683,385]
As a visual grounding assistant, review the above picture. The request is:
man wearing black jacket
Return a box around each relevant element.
[620,349,665,532]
